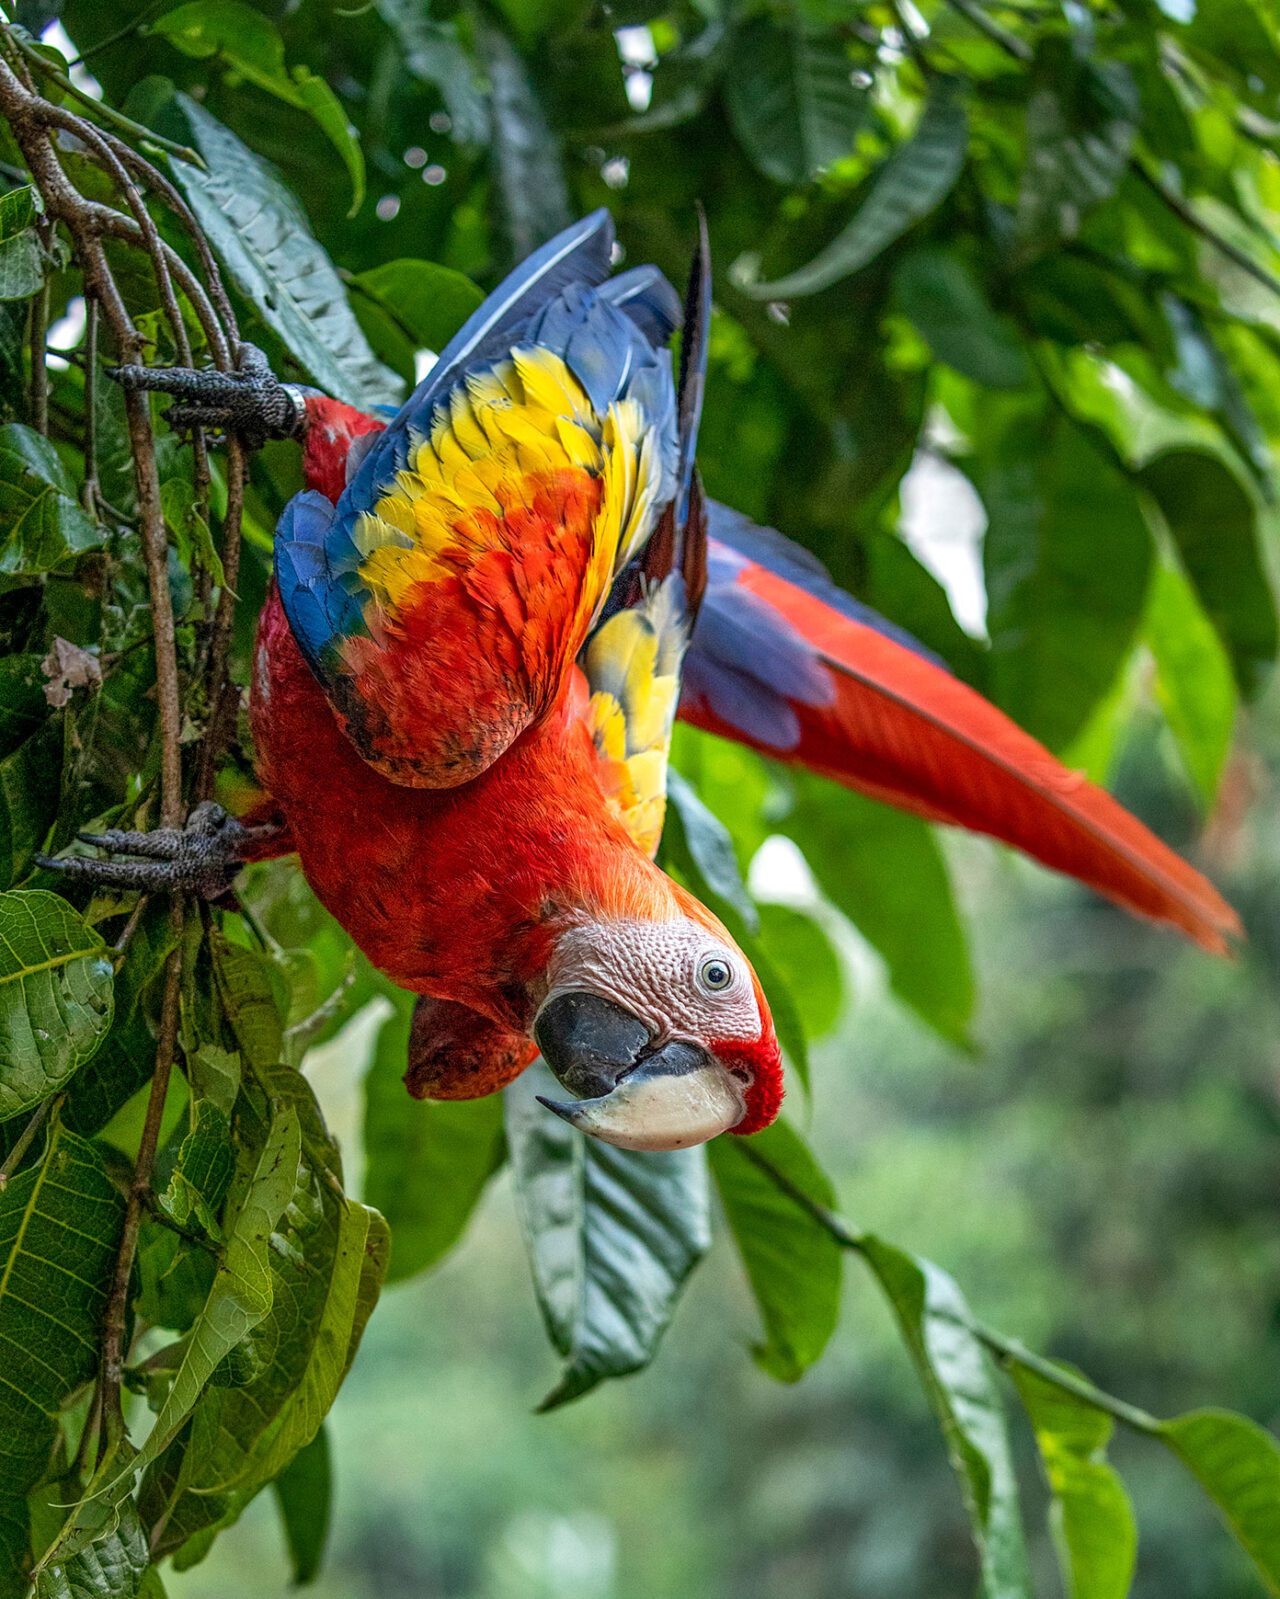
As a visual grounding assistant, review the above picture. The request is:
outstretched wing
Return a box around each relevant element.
[681,502,1240,953]
[274,213,679,788]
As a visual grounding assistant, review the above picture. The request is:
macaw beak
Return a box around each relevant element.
[533,991,747,1152]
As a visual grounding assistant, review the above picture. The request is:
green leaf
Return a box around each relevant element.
[1146,563,1236,812]
[1161,1410,1280,1595]
[1139,447,1277,696]
[664,770,758,932]
[64,907,179,1139]
[143,1065,386,1561]
[347,260,484,388]
[0,1121,125,1597]
[149,94,398,411]
[362,996,505,1284]
[724,17,866,186]
[895,248,1029,390]
[756,904,844,1042]
[0,710,60,891]
[1017,48,1137,253]
[34,1499,149,1599]
[505,1060,711,1409]
[0,186,44,302]
[0,424,104,576]
[129,1104,303,1479]
[157,1100,235,1243]
[376,0,490,145]
[859,1238,1032,1598]
[978,420,1153,752]
[0,891,114,1122]
[708,1121,841,1383]
[150,2,364,213]
[271,1426,331,1587]
[1010,1365,1137,1599]
[780,776,973,1046]
[743,81,967,299]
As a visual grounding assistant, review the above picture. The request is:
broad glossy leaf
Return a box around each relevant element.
[744,82,967,299]
[895,248,1029,390]
[157,1100,235,1243]
[212,936,285,1074]
[724,17,866,185]
[1162,1410,1280,1595]
[780,776,973,1046]
[0,891,114,1122]
[34,1499,149,1599]
[1139,448,1277,696]
[1011,1365,1137,1599]
[362,996,505,1284]
[860,1237,1032,1598]
[0,424,103,576]
[505,1060,711,1409]
[271,1427,331,1587]
[64,906,178,1138]
[376,0,490,145]
[478,20,570,257]
[0,710,60,890]
[148,94,398,410]
[0,186,43,302]
[0,1122,125,1596]
[145,1065,386,1560]
[756,904,844,1042]
[1017,47,1137,252]
[709,1121,841,1382]
[347,259,483,388]
[664,769,758,932]
[151,2,364,214]
[129,1105,302,1478]
[978,421,1152,753]
[1147,563,1235,812]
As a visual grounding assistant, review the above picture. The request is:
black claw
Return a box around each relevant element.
[109,343,306,447]
[43,803,251,901]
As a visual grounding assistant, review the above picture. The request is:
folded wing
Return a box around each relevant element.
[274,212,679,788]
[681,502,1240,953]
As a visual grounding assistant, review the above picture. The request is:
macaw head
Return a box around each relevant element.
[533,881,783,1151]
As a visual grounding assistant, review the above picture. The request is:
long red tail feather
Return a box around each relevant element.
[685,560,1240,954]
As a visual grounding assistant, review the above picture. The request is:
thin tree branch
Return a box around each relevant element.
[0,1095,57,1190]
[98,942,181,1447]
[743,1143,1170,1440]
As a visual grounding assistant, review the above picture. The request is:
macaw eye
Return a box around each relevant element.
[698,956,734,993]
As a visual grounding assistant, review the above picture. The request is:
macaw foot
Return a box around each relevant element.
[110,343,305,447]
[38,801,266,901]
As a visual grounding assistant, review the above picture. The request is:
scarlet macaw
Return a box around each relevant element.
[52,211,1238,1154]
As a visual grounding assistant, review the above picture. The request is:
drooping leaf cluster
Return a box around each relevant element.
[0,0,1278,1594]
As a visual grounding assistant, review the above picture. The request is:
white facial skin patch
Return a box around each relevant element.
[542,917,763,1045]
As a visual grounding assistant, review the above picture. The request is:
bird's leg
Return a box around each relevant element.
[110,342,308,448]
[37,801,285,901]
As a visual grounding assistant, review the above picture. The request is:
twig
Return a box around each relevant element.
[97,941,181,1448]
[27,274,47,433]
[81,294,98,513]
[67,0,171,67]
[942,0,1032,60]
[1132,160,1280,301]
[0,1095,56,1189]
[5,27,203,168]
[743,1144,1171,1440]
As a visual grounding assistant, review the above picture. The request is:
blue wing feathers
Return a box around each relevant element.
[277,212,685,692]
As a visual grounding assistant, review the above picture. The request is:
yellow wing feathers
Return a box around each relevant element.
[586,577,689,857]
[350,347,665,637]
